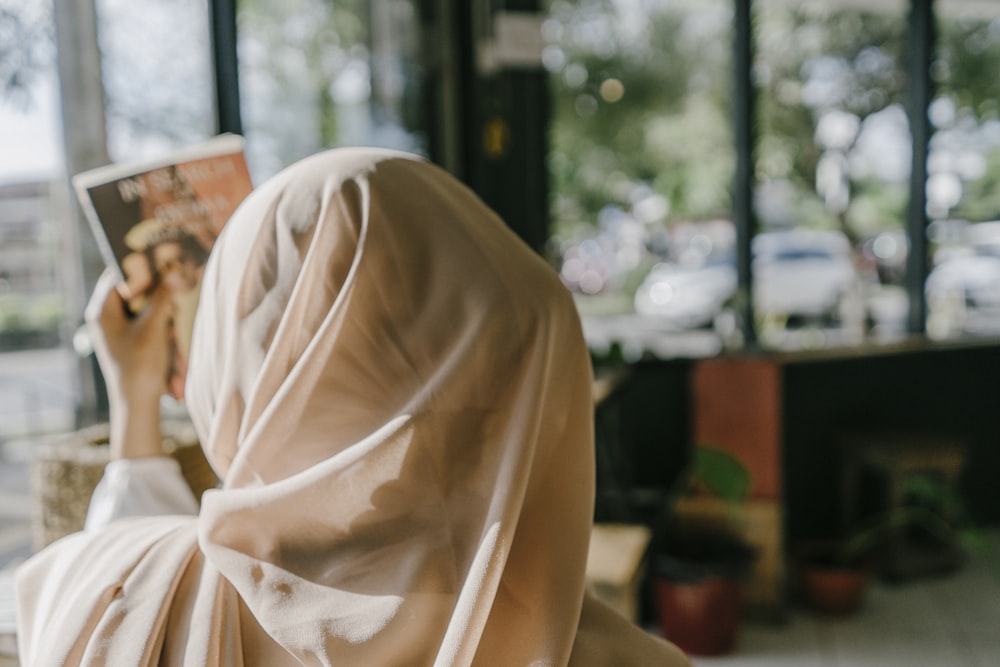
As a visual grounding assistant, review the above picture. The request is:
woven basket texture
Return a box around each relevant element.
[30,421,219,549]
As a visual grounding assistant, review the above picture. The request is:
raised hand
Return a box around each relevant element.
[85,269,176,459]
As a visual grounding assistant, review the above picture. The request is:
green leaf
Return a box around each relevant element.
[693,446,750,506]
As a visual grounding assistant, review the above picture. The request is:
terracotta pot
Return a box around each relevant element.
[655,574,744,656]
[653,528,754,655]
[796,541,871,615]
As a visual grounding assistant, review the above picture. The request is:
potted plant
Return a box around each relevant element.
[796,471,996,615]
[651,445,756,656]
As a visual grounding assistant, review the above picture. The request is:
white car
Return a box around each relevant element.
[633,256,737,329]
[752,229,859,326]
[926,249,1000,336]
[634,229,861,329]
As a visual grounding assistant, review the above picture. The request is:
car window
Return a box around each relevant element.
[771,249,836,261]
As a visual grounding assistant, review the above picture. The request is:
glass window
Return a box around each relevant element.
[544,0,735,361]
[0,0,221,446]
[755,0,910,349]
[928,1,1000,339]
[0,1,78,447]
[236,0,428,182]
[96,0,217,161]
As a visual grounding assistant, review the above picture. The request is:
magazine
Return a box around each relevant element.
[73,133,254,399]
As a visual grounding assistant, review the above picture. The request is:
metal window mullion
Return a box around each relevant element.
[905,0,935,335]
[209,0,242,135]
[734,0,758,347]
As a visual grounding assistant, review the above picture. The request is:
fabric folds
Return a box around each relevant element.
[16,148,688,666]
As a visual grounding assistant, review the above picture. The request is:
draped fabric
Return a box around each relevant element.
[16,149,688,666]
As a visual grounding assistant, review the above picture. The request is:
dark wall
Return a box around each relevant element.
[782,342,1000,543]
[593,359,693,525]
[596,343,1000,548]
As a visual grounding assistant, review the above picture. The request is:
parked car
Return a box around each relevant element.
[926,228,1000,336]
[633,251,737,329]
[859,229,907,286]
[752,229,859,327]
[634,228,861,330]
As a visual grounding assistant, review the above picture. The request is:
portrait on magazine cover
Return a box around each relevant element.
[75,140,254,399]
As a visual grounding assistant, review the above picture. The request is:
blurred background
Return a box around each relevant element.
[3,0,1000,537]
[3,1,1000,661]
[5,1,1000,450]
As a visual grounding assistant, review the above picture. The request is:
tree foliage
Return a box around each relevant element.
[935,14,1000,223]
[547,1,1000,249]
[0,0,53,110]
[97,0,216,156]
[546,0,734,240]
[238,0,370,176]
[755,5,907,241]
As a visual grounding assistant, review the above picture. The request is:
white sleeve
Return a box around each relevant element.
[84,457,200,531]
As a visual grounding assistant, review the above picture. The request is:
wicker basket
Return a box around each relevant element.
[30,421,219,549]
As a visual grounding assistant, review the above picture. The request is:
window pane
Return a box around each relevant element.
[97,0,217,160]
[236,0,428,181]
[545,0,735,361]
[0,1,78,450]
[929,1,1000,339]
[755,0,910,349]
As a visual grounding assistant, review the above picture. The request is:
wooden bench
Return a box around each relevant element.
[586,523,651,623]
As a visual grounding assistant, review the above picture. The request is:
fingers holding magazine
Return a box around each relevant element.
[85,269,178,459]
[86,270,175,400]
[73,134,254,403]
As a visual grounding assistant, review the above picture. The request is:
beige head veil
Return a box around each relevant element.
[17,148,687,666]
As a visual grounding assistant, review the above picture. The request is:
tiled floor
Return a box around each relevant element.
[692,544,1000,667]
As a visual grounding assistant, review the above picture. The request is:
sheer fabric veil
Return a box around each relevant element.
[16,148,688,666]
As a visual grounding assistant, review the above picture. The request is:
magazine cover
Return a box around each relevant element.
[73,133,254,400]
